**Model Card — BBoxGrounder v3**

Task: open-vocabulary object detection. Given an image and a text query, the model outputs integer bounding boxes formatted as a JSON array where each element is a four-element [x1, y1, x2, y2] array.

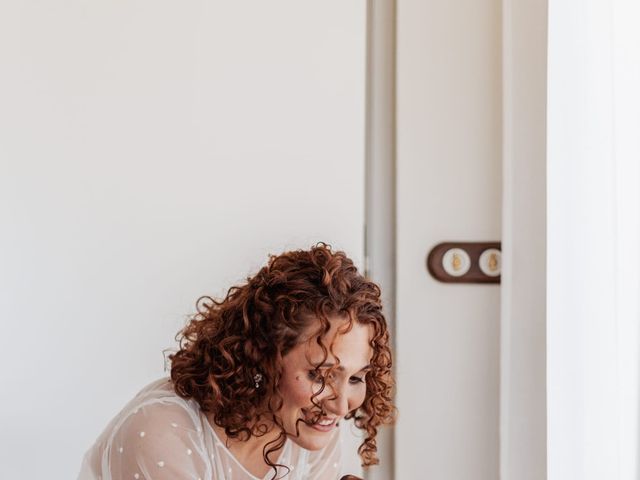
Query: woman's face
[[277, 316, 373, 451]]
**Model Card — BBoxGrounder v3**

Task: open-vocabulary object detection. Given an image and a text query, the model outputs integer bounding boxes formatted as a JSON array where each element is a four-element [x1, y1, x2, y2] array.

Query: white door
[[395, 0, 502, 478]]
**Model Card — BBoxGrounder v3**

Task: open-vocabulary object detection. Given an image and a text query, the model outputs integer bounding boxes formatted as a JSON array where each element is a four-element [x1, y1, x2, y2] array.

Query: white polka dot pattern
[[77, 378, 354, 479]]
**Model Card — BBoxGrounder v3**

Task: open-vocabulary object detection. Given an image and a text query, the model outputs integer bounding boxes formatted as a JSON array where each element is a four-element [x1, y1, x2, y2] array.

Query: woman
[[78, 244, 395, 479]]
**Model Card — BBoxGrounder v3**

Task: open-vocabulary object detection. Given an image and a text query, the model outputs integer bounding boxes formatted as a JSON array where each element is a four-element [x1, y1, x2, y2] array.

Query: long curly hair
[[170, 243, 395, 478]]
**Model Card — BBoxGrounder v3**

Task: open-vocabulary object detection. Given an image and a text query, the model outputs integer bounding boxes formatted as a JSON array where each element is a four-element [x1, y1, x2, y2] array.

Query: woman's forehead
[[295, 319, 374, 365]]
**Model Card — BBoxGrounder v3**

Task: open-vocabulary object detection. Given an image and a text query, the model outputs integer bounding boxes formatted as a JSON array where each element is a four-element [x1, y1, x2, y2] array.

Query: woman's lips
[[301, 409, 338, 432], [307, 417, 336, 432]]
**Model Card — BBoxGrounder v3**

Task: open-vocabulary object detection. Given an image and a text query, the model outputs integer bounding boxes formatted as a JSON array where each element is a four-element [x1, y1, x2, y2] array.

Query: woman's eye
[[308, 370, 365, 385]]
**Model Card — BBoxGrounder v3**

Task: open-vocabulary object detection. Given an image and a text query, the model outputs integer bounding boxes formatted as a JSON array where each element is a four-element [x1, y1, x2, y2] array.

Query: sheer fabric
[[78, 379, 350, 480]]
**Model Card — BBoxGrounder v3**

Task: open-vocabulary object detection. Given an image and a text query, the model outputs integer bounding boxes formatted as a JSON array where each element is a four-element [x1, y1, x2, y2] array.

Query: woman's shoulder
[[113, 377, 193, 409], [87, 378, 204, 447], [132, 377, 182, 401], [115, 377, 205, 431], [79, 378, 211, 479]]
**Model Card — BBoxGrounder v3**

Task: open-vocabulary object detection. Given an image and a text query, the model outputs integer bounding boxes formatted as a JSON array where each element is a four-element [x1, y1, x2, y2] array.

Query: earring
[[253, 373, 263, 389]]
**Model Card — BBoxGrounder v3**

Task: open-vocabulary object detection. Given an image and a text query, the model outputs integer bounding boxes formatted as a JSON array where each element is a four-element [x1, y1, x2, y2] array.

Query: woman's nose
[[323, 382, 350, 417]]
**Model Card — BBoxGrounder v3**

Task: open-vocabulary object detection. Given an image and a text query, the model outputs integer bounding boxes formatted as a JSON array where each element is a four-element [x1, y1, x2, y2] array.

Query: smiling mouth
[[307, 417, 336, 432], [316, 417, 336, 426], [301, 409, 339, 432]]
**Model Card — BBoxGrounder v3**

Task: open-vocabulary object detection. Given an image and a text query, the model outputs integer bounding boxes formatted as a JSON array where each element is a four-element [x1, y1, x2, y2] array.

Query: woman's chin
[[289, 423, 334, 450], [290, 437, 326, 451]]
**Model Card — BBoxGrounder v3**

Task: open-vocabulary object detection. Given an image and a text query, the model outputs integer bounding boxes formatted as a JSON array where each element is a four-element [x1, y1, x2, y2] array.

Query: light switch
[[427, 242, 501, 283]]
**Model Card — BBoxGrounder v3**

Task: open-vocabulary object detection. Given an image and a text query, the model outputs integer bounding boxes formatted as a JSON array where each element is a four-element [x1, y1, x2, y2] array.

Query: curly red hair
[[170, 243, 395, 476]]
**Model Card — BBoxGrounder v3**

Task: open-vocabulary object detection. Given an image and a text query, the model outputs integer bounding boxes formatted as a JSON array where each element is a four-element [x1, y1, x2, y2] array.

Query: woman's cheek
[[353, 387, 367, 409], [290, 374, 316, 406]]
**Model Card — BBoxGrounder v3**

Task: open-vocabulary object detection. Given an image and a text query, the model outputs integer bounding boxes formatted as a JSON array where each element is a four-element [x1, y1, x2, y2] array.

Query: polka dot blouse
[[78, 379, 350, 479]]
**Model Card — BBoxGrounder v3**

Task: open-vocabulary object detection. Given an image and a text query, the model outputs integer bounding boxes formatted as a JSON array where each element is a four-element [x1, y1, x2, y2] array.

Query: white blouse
[[78, 378, 351, 480]]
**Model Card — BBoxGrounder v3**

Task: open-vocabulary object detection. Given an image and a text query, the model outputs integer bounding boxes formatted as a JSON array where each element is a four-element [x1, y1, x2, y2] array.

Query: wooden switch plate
[[427, 242, 501, 284]]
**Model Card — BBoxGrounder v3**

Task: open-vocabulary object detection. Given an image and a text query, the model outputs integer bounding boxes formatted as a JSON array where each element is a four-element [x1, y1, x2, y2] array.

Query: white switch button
[[479, 248, 501, 277], [442, 248, 471, 277]]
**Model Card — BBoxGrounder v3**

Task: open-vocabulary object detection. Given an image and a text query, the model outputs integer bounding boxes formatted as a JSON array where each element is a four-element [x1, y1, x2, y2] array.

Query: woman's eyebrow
[[314, 362, 372, 372]]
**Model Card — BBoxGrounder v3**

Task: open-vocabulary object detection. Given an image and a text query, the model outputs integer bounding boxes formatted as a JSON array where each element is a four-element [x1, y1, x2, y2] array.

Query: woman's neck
[[208, 417, 286, 478]]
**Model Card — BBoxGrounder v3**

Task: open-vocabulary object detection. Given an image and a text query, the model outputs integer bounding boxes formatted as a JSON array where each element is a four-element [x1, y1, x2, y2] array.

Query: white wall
[[395, 0, 502, 478], [0, 1, 366, 478]]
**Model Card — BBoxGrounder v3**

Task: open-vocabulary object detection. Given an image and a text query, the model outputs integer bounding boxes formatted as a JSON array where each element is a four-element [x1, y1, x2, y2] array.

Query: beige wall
[[395, 0, 502, 478], [0, 1, 366, 478]]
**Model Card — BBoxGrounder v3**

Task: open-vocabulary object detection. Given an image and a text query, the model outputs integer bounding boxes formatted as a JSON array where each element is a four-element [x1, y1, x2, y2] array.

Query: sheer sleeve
[[108, 400, 209, 480]]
